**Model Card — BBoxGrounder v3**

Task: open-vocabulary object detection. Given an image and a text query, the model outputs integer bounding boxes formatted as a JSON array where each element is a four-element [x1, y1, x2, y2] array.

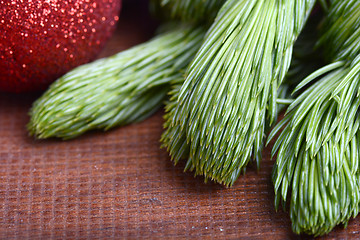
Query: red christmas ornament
[[0, 0, 122, 93]]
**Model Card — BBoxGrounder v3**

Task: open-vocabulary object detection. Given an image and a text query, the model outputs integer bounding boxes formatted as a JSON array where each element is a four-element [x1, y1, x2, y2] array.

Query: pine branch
[[162, 13, 322, 170], [162, 0, 315, 186], [150, 0, 226, 25], [28, 24, 206, 140], [161, 14, 320, 183], [270, 0, 360, 236]]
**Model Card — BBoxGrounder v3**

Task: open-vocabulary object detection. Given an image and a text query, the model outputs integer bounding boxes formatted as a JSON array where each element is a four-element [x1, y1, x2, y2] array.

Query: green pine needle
[[28, 24, 206, 140], [270, 0, 360, 236], [162, 0, 315, 186]]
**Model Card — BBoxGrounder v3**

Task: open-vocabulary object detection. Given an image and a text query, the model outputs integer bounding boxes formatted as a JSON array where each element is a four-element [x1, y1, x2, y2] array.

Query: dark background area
[[0, 1, 359, 239]]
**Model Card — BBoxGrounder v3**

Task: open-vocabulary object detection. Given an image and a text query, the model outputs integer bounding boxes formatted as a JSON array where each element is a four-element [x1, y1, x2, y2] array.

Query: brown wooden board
[[1, 2, 359, 239]]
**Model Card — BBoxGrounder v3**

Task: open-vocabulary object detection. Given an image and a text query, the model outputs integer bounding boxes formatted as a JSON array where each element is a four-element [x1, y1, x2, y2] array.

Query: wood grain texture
[[1, 1, 359, 239]]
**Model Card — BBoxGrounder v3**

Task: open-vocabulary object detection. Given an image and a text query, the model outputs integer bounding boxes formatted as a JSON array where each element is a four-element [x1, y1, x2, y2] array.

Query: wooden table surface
[[1, 1, 359, 239]]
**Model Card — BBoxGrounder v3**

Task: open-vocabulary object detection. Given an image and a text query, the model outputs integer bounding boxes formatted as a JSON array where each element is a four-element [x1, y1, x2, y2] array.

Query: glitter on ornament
[[0, 0, 122, 93]]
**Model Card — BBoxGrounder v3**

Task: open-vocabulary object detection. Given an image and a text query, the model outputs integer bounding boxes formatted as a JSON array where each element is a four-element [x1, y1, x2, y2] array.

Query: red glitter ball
[[0, 0, 122, 93]]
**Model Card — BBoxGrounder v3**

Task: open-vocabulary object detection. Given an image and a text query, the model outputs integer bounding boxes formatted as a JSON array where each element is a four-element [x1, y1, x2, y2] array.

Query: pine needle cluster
[[28, 25, 205, 139], [270, 0, 360, 236], [161, 0, 315, 186]]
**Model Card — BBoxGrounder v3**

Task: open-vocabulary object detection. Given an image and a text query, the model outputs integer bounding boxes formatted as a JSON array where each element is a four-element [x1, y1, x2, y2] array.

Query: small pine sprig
[[150, 0, 226, 25], [162, 0, 315, 186], [270, 0, 360, 236], [270, 59, 360, 236], [161, 15, 322, 178], [28, 25, 206, 140]]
